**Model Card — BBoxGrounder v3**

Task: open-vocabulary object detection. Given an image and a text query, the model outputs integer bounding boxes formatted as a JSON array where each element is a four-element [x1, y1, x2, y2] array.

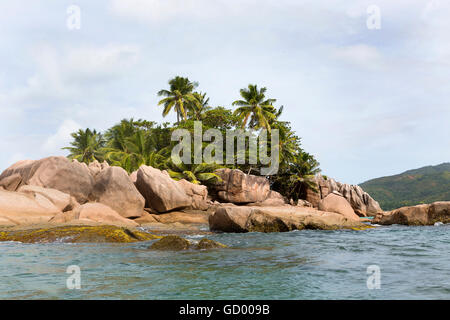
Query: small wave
[[185, 234, 205, 240], [0, 240, 23, 244], [434, 222, 444, 226]]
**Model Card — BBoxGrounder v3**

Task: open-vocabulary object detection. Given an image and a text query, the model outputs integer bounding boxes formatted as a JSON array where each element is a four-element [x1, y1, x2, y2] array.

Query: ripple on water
[[0, 225, 449, 299]]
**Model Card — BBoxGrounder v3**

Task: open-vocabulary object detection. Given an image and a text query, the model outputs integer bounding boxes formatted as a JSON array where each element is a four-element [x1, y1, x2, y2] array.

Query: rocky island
[[1, 156, 447, 245]]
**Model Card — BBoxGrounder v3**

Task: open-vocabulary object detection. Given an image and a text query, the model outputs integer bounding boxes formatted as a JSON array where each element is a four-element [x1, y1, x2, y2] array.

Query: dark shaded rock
[[0, 173, 23, 191], [196, 238, 228, 249], [149, 235, 191, 251]]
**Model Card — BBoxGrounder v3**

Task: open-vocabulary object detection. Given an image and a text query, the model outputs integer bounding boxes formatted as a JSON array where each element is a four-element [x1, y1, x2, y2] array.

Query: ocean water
[[0, 224, 449, 300]]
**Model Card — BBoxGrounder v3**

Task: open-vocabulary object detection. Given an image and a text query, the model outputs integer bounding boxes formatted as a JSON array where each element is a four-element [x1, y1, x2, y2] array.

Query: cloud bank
[[0, 0, 449, 184]]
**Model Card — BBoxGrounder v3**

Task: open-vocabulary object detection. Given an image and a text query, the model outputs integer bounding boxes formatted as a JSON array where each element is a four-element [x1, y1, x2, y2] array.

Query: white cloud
[[42, 119, 82, 154], [332, 44, 383, 69], [4, 44, 141, 108], [63, 45, 140, 82], [1, 0, 450, 184], [109, 0, 219, 22]]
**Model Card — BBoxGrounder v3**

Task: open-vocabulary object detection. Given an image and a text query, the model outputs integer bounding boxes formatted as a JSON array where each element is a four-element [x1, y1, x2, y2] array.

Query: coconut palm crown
[[232, 84, 278, 132], [157, 76, 199, 123]]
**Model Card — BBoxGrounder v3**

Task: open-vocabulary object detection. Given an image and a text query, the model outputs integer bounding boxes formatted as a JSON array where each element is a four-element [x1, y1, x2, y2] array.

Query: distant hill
[[360, 163, 450, 211]]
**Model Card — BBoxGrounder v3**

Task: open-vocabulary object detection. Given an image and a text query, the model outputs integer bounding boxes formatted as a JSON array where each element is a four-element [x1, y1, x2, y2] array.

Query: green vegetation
[[0, 226, 161, 243], [360, 163, 450, 210], [232, 84, 277, 132], [63, 128, 104, 163], [166, 161, 222, 185], [64, 76, 321, 201]]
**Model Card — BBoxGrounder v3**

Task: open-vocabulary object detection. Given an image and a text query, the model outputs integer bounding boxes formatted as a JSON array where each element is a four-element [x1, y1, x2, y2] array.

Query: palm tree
[[271, 152, 321, 202], [158, 76, 199, 123], [284, 153, 321, 202], [188, 92, 212, 120], [103, 118, 139, 153], [165, 160, 222, 185], [63, 128, 104, 164], [272, 121, 300, 169], [103, 129, 167, 173], [232, 84, 278, 132]]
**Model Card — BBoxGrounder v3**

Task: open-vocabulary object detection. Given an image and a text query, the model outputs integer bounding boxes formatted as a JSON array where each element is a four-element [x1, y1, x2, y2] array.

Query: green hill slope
[[360, 163, 450, 211]]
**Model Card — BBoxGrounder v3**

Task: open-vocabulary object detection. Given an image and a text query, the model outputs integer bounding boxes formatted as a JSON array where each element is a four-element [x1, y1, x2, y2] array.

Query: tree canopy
[[64, 76, 321, 202]]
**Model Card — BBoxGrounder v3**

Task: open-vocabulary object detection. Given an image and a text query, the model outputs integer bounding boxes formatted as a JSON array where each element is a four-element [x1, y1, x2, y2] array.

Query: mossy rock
[[351, 225, 376, 231], [149, 236, 228, 251], [0, 225, 161, 243], [149, 235, 191, 251], [196, 238, 228, 249]]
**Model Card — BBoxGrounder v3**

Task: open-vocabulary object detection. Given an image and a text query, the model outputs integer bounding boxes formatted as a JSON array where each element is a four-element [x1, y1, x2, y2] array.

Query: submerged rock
[[149, 235, 227, 251], [0, 225, 160, 243], [149, 235, 191, 251], [196, 238, 228, 249]]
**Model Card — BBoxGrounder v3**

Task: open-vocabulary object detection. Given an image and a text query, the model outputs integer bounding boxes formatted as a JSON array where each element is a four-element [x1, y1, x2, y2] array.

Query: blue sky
[[0, 0, 449, 184]]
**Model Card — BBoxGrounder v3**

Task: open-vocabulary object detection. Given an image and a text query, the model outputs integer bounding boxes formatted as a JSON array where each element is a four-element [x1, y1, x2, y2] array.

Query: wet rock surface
[[149, 235, 227, 251], [0, 225, 160, 243]]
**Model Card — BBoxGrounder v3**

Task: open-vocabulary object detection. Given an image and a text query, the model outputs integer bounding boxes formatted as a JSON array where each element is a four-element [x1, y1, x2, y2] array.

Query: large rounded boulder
[[18, 185, 79, 212], [0, 157, 94, 204], [373, 201, 450, 226], [89, 166, 145, 218], [50, 203, 138, 228], [305, 175, 383, 217], [318, 193, 360, 221], [0, 189, 60, 226], [177, 179, 209, 210], [135, 166, 191, 213], [211, 168, 270, 204]]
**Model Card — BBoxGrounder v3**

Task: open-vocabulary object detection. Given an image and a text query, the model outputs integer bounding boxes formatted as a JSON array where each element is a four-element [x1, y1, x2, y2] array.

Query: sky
[[0, 0, 449, 184]]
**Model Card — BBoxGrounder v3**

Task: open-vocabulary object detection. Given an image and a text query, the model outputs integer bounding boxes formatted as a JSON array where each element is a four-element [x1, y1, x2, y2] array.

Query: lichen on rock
[[0, 225, 161, 243], [149, 235, 228, 251], [149, 235, 191, 251], [196, 238, 228, 249]]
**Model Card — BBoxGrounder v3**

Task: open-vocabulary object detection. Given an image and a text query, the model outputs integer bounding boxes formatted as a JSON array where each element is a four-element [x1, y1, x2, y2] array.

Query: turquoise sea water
[[0, 224, 449, 299]]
